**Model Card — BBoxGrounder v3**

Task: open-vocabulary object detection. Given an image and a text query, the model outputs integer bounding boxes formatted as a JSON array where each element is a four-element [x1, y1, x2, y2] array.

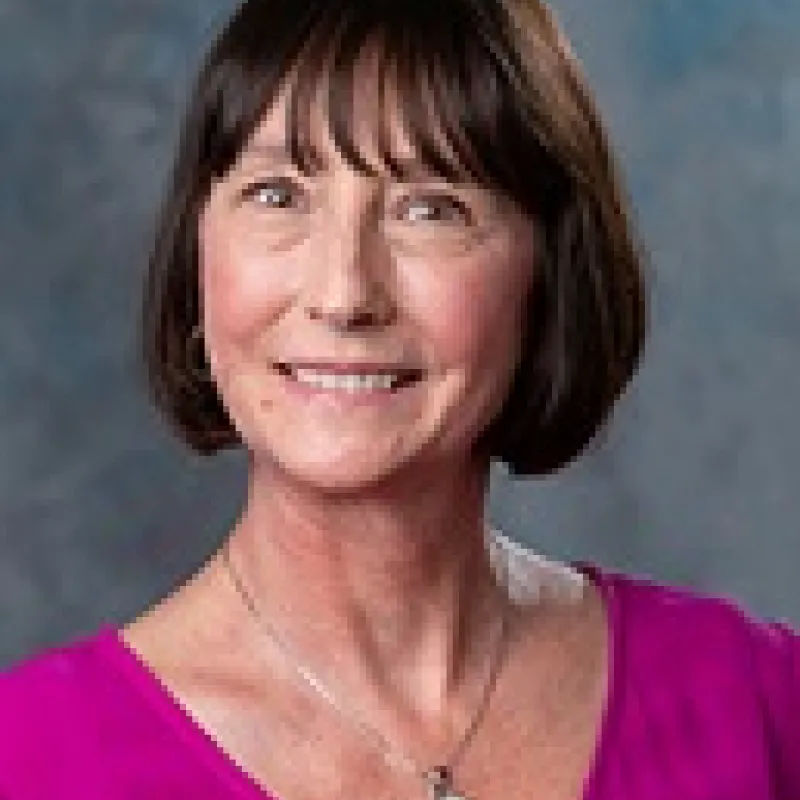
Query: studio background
[[1, 0, 799, 667]]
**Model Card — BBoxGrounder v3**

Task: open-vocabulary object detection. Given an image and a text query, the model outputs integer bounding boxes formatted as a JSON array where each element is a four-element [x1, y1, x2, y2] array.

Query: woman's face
[[198, 81, 538, 490]]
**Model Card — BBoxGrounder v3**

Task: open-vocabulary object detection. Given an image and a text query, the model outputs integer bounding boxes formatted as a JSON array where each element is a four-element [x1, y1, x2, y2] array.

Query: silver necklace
[[221, 532, 516, 800]]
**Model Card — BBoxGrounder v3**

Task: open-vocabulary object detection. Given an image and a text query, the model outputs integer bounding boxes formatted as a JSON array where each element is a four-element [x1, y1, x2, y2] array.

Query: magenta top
[[1, 560, 798, 799]]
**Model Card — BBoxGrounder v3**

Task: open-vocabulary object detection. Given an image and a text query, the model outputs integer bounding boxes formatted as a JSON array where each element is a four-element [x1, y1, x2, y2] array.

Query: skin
[[193, 63, 540, 730], [122, 56, 611, 799]]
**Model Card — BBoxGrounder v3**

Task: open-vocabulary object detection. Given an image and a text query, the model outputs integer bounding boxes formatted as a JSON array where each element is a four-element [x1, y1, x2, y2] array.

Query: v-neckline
[[100, 558, 623, 800]]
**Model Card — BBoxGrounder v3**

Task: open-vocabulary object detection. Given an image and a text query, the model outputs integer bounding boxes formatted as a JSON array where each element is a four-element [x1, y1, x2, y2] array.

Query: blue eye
[[399, 194, 472, 225], [241, 178, 304, 210]]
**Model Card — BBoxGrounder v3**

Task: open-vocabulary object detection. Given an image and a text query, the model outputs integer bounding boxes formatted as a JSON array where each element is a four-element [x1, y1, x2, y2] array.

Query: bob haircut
[[140, 0, 648, 477]]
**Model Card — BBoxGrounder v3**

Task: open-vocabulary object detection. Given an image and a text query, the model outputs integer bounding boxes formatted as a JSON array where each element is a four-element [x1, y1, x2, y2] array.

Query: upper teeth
[[291, 369, 405, 391]]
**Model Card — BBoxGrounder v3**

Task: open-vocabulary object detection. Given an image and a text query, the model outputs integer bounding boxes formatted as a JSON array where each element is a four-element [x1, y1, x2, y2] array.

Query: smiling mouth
[[273, 363, 424, 390]]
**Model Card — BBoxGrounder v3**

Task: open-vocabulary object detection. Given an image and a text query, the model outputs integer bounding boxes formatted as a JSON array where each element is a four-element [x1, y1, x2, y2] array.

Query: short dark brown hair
[[139, 0, 649, 477]]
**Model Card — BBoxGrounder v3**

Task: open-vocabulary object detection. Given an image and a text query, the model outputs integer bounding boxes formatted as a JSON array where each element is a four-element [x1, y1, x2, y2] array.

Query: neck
[[222, 451, 512, 731]]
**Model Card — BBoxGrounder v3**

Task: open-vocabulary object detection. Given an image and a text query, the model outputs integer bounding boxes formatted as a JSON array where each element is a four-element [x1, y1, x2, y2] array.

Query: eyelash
[[239, 178, 474, 225]]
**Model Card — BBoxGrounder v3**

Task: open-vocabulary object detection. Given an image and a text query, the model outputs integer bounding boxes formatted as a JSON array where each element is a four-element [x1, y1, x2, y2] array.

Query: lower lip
[[274, 367, 422, 408]]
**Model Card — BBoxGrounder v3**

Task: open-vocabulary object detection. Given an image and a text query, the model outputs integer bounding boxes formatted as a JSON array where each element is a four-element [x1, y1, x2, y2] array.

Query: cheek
[[403, 250, 531, 371], [199, 218, 302, 338]]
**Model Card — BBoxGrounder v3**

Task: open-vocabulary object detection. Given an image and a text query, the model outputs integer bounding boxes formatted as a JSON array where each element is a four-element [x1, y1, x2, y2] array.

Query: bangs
[[198, 0, 568, 216]]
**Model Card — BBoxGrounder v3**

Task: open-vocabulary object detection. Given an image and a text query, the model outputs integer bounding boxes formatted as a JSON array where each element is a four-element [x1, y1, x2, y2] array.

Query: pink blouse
[[0, 560, 798, 799]]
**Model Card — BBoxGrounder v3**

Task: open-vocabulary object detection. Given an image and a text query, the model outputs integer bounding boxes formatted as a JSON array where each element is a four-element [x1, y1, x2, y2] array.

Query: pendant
[[424, 766, 469, 800]]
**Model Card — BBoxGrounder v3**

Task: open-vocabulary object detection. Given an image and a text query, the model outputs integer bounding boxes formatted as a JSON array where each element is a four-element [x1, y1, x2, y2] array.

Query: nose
[[304, 212, 396, 331]]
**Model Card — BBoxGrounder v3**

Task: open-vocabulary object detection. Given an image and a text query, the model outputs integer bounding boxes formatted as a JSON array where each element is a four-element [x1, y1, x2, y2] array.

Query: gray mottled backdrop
[[1, 0, 799, 666]]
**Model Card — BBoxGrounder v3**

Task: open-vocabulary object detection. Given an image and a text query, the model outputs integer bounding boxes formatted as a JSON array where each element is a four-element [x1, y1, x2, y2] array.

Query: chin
[[250, 436, 430, 495]]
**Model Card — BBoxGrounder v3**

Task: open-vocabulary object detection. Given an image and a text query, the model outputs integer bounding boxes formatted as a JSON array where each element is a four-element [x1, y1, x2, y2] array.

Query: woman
[[1, 1, 798, 798]]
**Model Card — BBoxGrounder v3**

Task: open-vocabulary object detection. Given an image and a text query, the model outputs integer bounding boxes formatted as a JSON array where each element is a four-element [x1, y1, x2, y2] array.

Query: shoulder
[[0, 625, 126, 741], [0, 626, 129, 788], [588, 561, 800, 795], [0, 625, 113, 706], [601, 561, 798, 648], [589, 560, 799, 682]]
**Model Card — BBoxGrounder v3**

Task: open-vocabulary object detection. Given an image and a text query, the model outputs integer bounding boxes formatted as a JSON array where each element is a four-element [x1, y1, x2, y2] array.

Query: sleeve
[[746, 614, 800, 798]]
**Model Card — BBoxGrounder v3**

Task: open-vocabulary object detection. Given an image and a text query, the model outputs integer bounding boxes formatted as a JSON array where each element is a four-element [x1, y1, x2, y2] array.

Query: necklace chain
[[221, 530, 515, 800]]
